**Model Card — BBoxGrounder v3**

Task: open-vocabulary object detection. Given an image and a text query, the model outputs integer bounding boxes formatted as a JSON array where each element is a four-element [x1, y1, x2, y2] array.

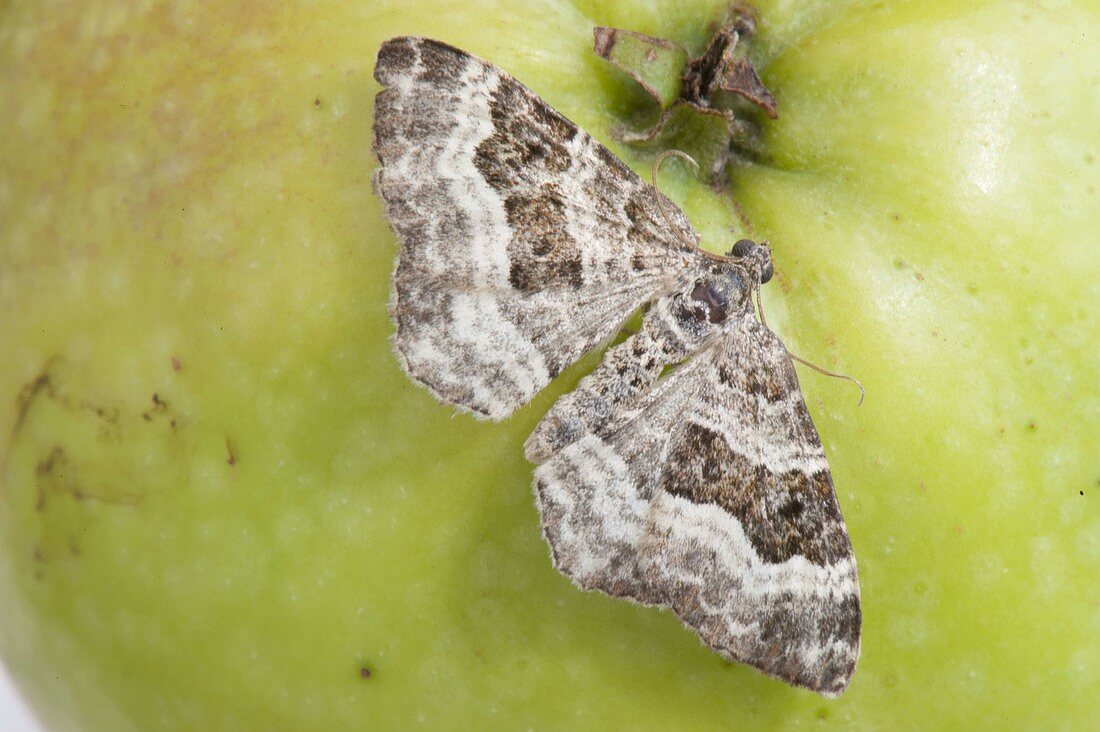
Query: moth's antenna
[[650, 149, 699, 246], [650, 149, 864, 406], [753, 286, 866, 406]]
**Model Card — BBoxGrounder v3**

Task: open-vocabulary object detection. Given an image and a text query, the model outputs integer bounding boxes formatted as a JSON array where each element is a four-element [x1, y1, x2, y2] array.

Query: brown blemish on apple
[[775, 271, 792, 295], [171, 355, 182, 371], [35, 445, 144, 509], [28, 439, 149, 564], [226, 437, 237, 466], [5, 359, 176, 565], [723, 195, 753, 234], [359, 666, 372, 679], [34, 446, 66, 512], [141, 393, 171, 422], [10, 359, 62, 440]]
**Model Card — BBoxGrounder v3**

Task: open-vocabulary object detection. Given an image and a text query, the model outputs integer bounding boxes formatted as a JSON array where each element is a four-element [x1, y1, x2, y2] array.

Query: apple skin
[[0, 0, 1096, 729]]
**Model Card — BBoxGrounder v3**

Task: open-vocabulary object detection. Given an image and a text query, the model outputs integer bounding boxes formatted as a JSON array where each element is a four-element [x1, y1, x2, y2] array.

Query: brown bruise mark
[[33, 446, 66, 513], [5, 358, 185, 564], [359, 666, 372, 679], [34, 445, 146, 509], [30, 441, 147, 564], [226, 436, 237, 467], [141, 392, 169, 422], [10, 359, 61, 441]]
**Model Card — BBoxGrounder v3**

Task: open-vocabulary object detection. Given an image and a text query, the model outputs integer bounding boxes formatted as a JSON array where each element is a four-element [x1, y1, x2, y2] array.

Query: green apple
[[0, 0, 1096, 729]]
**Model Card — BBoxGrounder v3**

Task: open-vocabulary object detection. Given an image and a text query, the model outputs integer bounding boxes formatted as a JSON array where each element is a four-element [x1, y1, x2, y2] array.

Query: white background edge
[[0, 660, 42, 732]]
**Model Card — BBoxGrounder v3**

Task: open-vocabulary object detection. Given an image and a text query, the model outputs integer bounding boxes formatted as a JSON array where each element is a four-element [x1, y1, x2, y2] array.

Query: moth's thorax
[[683, 265, 747, 325], [676, 240, 773, 329]]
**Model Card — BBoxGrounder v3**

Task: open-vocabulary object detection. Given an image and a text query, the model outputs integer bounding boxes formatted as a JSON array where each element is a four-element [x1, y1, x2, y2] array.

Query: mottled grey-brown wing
[[534, 314, 860, 696], [374, 37, 699, 418]]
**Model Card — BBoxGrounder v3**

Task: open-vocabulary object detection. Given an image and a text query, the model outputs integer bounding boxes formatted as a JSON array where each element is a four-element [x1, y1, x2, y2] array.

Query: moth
[[372, 36, 860, 696]]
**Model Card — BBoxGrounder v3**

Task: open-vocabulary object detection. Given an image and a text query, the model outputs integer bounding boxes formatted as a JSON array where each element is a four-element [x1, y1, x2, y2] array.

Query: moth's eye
[[730, 239, 757, 258], [690, 282, 729, 324], [760, 259, 774, 285]]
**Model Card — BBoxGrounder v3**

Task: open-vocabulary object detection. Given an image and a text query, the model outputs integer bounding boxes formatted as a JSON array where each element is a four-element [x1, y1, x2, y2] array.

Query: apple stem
[[593, 3, 777, 190]]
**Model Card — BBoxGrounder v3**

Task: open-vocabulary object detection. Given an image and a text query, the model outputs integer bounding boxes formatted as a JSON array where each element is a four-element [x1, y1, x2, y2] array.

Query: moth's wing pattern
[[374, 36, 699, 419], [534, 313, 861, 696]]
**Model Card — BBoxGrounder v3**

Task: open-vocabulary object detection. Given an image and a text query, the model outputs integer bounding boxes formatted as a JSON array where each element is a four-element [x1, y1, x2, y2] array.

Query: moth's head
[[685, 240, 772, 325], [727, 239, 774, 286]]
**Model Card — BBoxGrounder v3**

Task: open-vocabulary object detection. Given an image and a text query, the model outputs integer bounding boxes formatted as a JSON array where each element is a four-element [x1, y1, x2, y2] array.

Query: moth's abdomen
[[525, 287, 722, 463]]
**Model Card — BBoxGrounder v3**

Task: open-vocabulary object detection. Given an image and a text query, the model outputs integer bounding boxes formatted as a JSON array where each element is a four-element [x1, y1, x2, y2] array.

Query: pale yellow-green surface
[[0, 1, 1097, 730]]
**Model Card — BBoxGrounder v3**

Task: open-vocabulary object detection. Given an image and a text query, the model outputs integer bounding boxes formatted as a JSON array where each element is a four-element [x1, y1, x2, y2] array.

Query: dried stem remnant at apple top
[[593, 3, 777, 186]]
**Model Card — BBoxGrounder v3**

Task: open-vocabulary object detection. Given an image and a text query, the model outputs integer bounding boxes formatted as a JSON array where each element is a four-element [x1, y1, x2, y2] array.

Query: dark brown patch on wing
[[744, 367, 785, 402], [660, 423, 850, 566], [415, 39, 467, 85], [624, 190, 658, 249], [474, 75, 577, 190], [754, 590, 861, 689], [504, 184, 584, 292], [373, 37, 419, 84], [717, 355, 796, 402]]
